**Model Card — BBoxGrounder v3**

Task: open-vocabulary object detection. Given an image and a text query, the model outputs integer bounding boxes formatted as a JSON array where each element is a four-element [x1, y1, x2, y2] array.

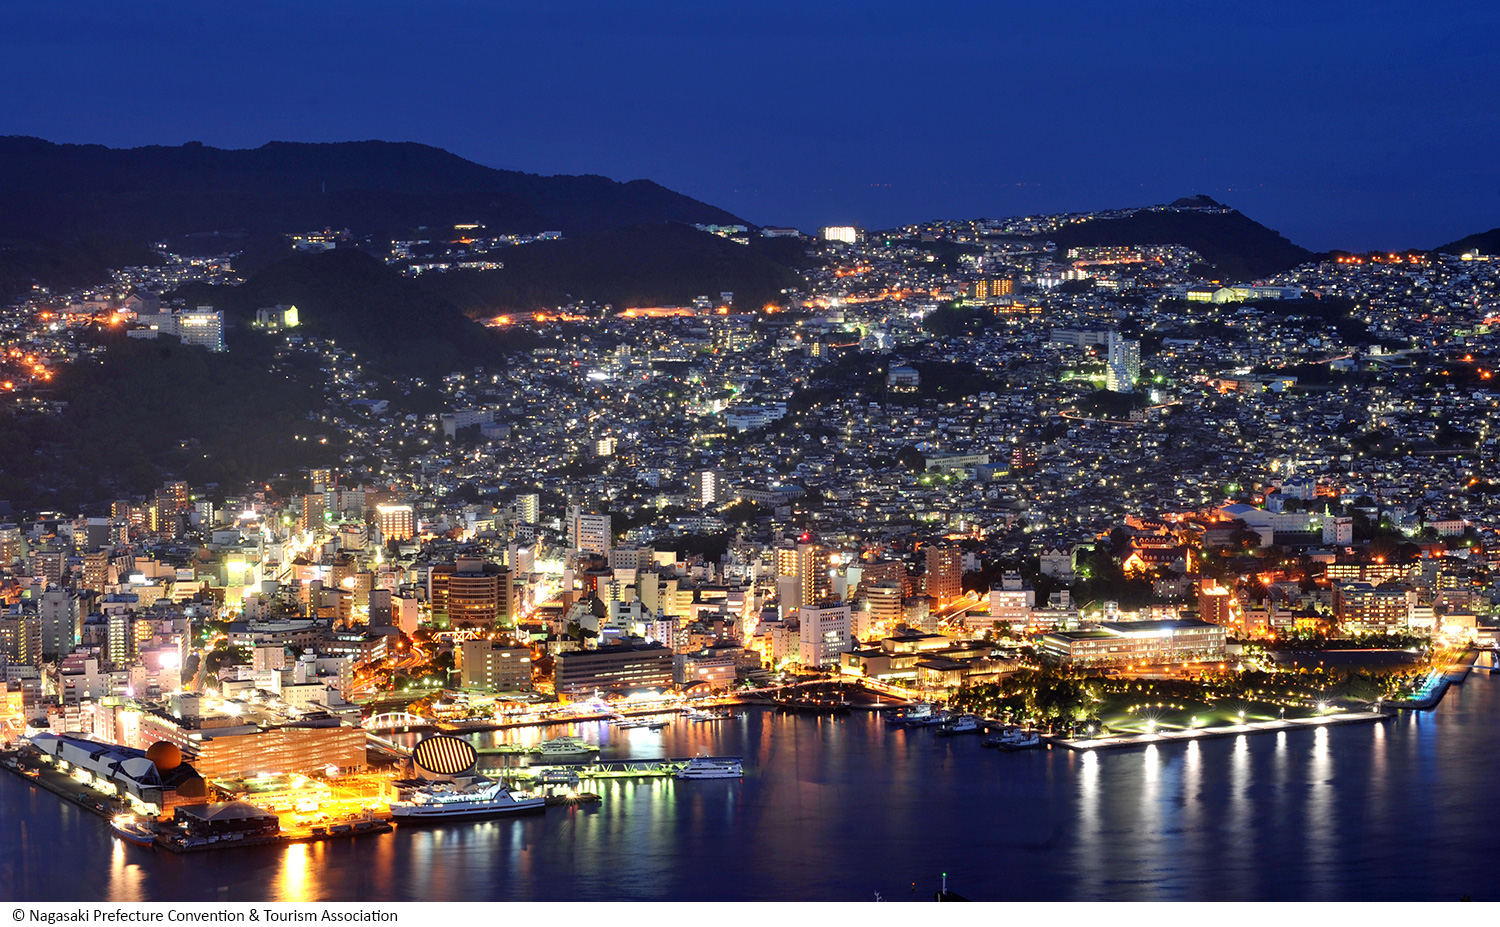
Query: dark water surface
[[4, 670, 1500, 902]]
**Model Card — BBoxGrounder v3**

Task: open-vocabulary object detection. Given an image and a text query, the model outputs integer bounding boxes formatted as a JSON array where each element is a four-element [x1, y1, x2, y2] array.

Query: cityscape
[[2, 0, 1500, 908]]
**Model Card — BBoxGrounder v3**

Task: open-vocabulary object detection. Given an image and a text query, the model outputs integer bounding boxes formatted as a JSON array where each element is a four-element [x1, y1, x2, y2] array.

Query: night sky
[[3, 1, 1497, 251]]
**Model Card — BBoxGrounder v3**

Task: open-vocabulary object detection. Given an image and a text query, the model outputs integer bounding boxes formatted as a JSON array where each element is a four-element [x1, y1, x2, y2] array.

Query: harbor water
[[5, 669, 1500, 902]]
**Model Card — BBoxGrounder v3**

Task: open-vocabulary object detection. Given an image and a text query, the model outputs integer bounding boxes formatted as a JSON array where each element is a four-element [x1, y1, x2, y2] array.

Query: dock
[[490, 756, 741, 781], [1, 749, 391, 853]]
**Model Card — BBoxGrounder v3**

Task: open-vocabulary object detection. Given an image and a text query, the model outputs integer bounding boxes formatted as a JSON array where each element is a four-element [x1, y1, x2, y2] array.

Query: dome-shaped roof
[[145, 741, 182, 771]]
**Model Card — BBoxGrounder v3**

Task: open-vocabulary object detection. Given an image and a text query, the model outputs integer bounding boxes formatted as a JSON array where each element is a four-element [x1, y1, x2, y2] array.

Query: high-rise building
[[0, 614, 42, 669], [38, 589, 81, 660], [436, 558, 512, 630], [859, 581, 905, 630], [309, 469, 333, 492], [798, 603, 852, 667], [778, 541, 832, 614], [1106, 331, 1141, 393], [0, 524, 25, 566], [924, 544, 963, 603], [107, 612, 135, 667], [160, 481, 190, 513], [567, 507, 611, 555], [375, 504, 415, 542], [692, 470, 723, 507], [300, 494, 325, 534], [83, 550, 113, 594], [514, 493, 540, 526]]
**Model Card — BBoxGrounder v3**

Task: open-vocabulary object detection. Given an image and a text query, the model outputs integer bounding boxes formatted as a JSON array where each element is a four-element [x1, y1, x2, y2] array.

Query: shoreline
[[1052, 647, 1485, 751]]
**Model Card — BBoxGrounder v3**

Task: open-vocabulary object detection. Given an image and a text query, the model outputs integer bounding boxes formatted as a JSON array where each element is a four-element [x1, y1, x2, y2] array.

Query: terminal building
[[29, 733, 209, 816], [1039, 619, 1226, 668]]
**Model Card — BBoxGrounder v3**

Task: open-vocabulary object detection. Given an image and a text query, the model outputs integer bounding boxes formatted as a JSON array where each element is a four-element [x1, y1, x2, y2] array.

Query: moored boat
[[675, 756, 743, 779], [110, 815, 157, 849], [528, 736, 599, 763], [389, 778, 545, 822], [936, 714, 980, 736]]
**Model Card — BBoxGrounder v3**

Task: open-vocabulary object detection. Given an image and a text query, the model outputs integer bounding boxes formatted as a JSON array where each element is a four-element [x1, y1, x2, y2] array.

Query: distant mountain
[[0, 137, 748, 243], [1431, 227, 1500, 256], [171, 248, 530, 377], [417, 223, 807, 315], [1043, 204, 1314, 281]]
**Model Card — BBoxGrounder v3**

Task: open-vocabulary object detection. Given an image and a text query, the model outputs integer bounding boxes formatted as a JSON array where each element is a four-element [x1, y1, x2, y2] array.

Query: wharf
[[499, 756, 741, 781], [439, 707, 683, 734], [1, 750, 392, 853], [157, 820, 392, 854], [1052, 710, 1390, 752], [1385, 648, 1480, 710]]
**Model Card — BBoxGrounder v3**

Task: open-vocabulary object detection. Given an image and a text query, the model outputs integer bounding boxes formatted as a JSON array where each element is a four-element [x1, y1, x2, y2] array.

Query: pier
[[1052, 709, 1391, 751], [484, 756, 742, 781]]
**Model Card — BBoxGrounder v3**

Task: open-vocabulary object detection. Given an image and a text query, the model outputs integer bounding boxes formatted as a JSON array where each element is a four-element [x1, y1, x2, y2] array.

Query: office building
[[458, 640, 533, 692], [798, 603, 852, 667], [555, 642, 673, 696]]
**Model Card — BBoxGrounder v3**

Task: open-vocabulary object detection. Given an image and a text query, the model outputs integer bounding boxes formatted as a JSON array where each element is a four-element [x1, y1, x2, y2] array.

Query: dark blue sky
[[3, 1, 1497, 250]]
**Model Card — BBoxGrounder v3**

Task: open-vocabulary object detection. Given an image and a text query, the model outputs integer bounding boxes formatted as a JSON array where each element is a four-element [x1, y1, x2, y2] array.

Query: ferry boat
[[389, 778, 545, 822], [675, 757, 743, 779], [110, 815, 157, 849], [528, 736, 599, 763]]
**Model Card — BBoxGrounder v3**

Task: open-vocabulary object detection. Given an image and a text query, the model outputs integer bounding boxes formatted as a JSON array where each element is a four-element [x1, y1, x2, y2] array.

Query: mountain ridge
[[0, 136, 748, 242]]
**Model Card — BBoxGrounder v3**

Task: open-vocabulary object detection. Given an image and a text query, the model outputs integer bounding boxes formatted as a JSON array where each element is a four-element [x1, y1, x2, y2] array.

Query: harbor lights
[[1238, 710, 1246, 725]]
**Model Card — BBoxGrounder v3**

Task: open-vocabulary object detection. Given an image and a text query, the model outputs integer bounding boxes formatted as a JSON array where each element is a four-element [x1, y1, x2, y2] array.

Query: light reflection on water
[[17, 676, 1500, 902]]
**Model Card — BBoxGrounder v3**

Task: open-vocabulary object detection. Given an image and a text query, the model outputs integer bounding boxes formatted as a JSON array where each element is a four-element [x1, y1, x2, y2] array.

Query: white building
[[798, 603, 851, 667]]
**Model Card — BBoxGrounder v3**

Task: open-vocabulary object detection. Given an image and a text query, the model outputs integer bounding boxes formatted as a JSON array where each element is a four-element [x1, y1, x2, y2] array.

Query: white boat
[[998, 731, 1042, 750], [110, 814, 156, 849], [389, 778, 545, 822], [528, 736, 599, 763], [675, 756, 743, 779], [896, 703, 934, 724], [936, 714, 980, 736]]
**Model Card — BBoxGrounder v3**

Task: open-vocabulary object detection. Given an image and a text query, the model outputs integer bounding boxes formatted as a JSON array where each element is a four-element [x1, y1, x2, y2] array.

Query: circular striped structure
[[411, 734, 477, 776]]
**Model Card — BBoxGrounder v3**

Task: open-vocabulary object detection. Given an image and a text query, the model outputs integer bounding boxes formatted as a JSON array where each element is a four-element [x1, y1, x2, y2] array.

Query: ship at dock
[[389, 778, 545, 822]]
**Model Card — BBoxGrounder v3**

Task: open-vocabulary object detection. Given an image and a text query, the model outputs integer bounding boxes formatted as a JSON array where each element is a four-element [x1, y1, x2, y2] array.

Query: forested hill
[[0, 137, 747, 242]]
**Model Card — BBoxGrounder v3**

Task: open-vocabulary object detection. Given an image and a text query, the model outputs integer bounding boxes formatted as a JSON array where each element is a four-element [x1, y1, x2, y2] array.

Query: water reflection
[[13, 683, 1500, 902], [104, 838, 145, 902], [1305, 726, 1334, 879]]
